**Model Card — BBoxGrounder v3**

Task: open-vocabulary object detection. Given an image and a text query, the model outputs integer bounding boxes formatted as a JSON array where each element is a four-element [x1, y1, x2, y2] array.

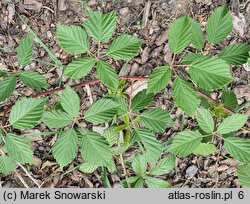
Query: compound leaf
[[168, 131, 202, 157], [147, 67, 171, 94], [19, 71, 48, 90], [52, 129, 78, 167], [56, 25, 89, 54], [140, 108, 173, 132], [131, 90, 154, 112], [189, 56, 233, 90], [42, 110, 73, 128], [224, 136, 250, 163], [96, 60, 119, 90], [107, 34, 141, 60], [64, 57, 96, 79], [80, 131, 112, 166], [6, 134, 33, 163], [206, 5, 232, 44], [168, 15, 192, 54], [149, 156, 175, 176], [173, 77, 200, 117], [0, 75, 16, 102], [61, 86, 80, 118], [219, 43, 250, 65], [217, 114, 248, 134], [9, 97, 45, 130], [197, 108, 214, 133], [17, 34, 33, 66], [193, 143, 217, 156], [83, 11, 117, 42], [0, 156, 16, 174], [84, 98, 118, 123]]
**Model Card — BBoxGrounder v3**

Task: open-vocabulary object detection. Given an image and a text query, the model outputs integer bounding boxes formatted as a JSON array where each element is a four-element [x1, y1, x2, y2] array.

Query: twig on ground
[[85, 85, 94, 105], [17, 162, 41, 188], [15, 170, 30, 188]]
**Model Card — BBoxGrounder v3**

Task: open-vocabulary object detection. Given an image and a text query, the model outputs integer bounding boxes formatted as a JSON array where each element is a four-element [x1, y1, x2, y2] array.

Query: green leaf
[[248, 52, 250, 66], [217, 114, 248, 134], [52, 129, 78, 167], [206, 5, 232, 44], [224, 136, 250, 163], [79, 162, 99, 173], [149, 156, 175, 175], [56, 25, 89, 54], [17, 13, 62, 66], [237, 164, 250, 187], [131, 90, 154, 112], [140, 108, 173, 132], [113, 96, 128, 116], [19, 71, 48, 90], [84, 98, 118, 123], [196, 108, 214, 133], [96, 60, 119, 90], [189, 56, 233, 90], [168, 15, 192, 54], [168, 131, 202, 157], [173, 77, 200, 117], [189, 17, 204, 50], [0, 70, 7, 77], [83, 11, 117, 42], [221, 90, 237, 110], [0, 156, 16, 174], [107, 160, 116, 173], [5, 134, 33, 163], [17, 34, 33, 66], [126, 176, 140, 184], [61, 86, 80, 118], [0, 75, 16, 102], [64, 57, 96, 79], [147, 67, 171, 94], [193, 143, 217, 156], [145, 176, 170, 188], [137, 129, 162, 162], [103, 126, 119, 146], [9, 97, 45, 130], [134, 178, 144, 188], [107, 34, 142, 60], [132, 154, 147, 176], [42, 110, 73, 128], [80, 131, 112, 166], [219, 43, 250, 65], [182, 53, 202, 64]]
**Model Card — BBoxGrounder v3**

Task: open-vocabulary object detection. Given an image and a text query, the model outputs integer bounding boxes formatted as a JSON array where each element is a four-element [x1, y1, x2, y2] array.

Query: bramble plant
[[0, 5, 250, 188]]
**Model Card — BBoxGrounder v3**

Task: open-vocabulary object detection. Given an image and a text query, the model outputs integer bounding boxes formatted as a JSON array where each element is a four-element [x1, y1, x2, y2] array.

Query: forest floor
[[0, 0, 250, 188]]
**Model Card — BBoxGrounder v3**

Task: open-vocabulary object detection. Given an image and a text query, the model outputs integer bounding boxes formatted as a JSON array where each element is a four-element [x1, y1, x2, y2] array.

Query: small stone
[[23, 0, 43, 12], [119, 7, 129, 16], [185, 165, 198, 178], [58, 0, 68, 11], [217, 165, 228, 172]]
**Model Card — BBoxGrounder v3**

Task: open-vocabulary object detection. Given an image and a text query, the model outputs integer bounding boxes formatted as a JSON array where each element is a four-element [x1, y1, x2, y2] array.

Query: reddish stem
[[1, 75, 250, 127]]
